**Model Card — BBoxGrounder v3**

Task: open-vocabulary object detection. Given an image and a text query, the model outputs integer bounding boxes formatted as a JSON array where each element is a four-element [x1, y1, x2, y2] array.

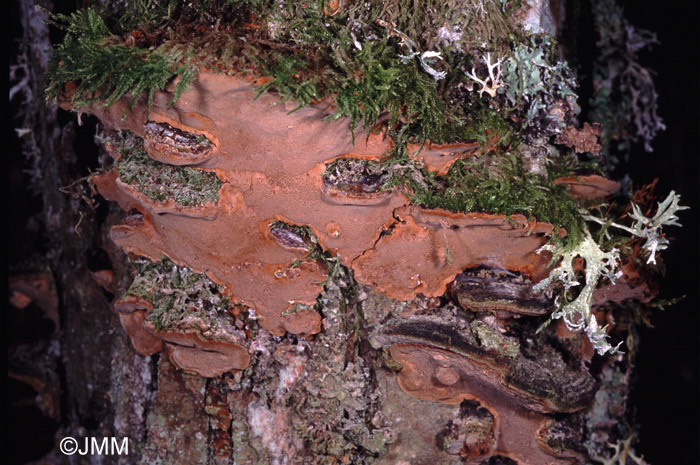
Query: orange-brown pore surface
[[352, 206, 556, 300], [79, 72, 567, 336]]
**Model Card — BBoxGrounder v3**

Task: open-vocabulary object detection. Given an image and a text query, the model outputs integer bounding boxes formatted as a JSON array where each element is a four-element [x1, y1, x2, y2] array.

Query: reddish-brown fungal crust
[[281, 307, 323, 335], [152, 329, 251, 378], [87, 73, 595, 335], [352, 206, 555, 300], [388, 345, 579, 465], [593, 259, 658, 306], [554, 174, 620, 199], [114, 296, 163, 356], [9, 273, 60, 329], [406, 140, 481, 175], [554, 122, 603, 156], [450, 267, 553, 316], [114, 295, 251, 376]]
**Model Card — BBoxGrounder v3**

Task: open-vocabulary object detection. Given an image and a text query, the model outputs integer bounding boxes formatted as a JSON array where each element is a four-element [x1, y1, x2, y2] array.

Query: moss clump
[[112, 131, 222, 206], [45, 8, 196, 110], [398, 152, 584, 245], [46, 1, 530, 147], [124, 258, 231, 331], [248, 0, 524, 145]]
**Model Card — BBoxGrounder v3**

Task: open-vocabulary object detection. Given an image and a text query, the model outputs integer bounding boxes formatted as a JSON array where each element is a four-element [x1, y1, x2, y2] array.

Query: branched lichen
[[465, 52, 504, 97], [589, 0, 665, 166], [582, 191, 688, 265], [591, 436, 650, 465], [534, 231, 623, 355], [536, 191, 686, 354]]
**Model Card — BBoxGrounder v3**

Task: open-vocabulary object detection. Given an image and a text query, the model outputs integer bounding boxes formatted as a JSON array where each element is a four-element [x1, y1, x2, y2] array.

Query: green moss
[[52, 1, 595, 250], [46, 1, 528, 147], [402, 152, 584, 245], [45, 8, 196, 111], [112, 131, 222, 207], [124, 258, 230, 331]]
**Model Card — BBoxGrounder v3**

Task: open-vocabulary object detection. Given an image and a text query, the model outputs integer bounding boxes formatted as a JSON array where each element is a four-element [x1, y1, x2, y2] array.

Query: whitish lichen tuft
[[534, 231, 623, 355]]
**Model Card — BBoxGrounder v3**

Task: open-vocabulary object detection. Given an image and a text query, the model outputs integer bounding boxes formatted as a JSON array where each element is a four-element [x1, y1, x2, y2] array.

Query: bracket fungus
[[48, 56, 675, 461], [114, 292, 251, 378], [84, 73, 418, 336], [11, 0, 689, 462], [450, 267, 553, 317], [352, 206, 556, 300]]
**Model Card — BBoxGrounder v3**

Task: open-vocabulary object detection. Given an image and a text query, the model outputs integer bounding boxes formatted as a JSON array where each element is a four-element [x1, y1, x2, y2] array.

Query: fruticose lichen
[[534, 191, 686, 355], [589, 0, 665, 166]]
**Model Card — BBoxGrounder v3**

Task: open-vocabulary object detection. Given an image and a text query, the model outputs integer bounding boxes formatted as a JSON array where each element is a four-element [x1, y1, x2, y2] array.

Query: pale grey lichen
[[125, 258, 231, 331], [590, 435, 650, 465], [537, 191, 687, 355], [464, 52, 504, 97], [522, 0, 557, 35], [500, 36, 579, 138], [377, 19, 447, 81], [582, 191, 688, 265], [590, 0, 665, 162], [626, 191, 687, 264], [533, 232, 622, 356]]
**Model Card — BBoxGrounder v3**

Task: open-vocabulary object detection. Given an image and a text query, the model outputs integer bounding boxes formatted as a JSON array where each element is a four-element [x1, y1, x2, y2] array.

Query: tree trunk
[[10, 1, 682, 465]]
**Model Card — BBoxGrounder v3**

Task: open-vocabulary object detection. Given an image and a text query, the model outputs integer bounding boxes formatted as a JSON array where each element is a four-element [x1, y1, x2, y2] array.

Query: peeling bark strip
[[12, 0, 680, 464]]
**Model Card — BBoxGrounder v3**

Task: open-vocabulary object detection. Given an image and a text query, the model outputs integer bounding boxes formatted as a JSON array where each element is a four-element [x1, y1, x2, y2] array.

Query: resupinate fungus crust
[[59, 65, 666, 463]]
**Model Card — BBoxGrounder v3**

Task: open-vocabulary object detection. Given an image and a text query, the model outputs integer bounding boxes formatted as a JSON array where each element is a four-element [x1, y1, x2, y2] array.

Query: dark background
[[622, 2, 699, 464], [8, 0, 699, 463]]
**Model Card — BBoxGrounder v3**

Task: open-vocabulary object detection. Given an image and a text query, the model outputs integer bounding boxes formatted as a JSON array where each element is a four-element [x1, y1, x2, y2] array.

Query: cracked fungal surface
[[89, 72, 566, 338]]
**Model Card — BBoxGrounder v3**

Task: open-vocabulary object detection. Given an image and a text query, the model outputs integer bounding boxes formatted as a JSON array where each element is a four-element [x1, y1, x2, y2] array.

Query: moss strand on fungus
[[384, 152, 585, 247]]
